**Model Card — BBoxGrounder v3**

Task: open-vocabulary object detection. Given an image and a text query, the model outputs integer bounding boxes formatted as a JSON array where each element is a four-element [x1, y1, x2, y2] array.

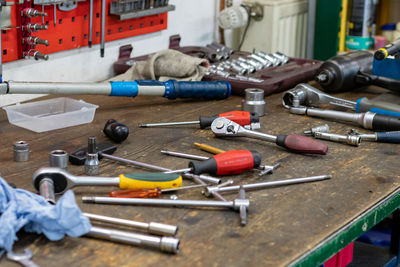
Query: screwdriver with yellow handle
[[109, 183, 212, 198], [32, 167, 183, 195]]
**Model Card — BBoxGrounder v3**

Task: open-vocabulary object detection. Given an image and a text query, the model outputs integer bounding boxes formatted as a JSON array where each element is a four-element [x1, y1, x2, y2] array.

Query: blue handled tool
[[283, 83, 400, 117], [1, 80, 231, 100], [348, 129, 400, 143]]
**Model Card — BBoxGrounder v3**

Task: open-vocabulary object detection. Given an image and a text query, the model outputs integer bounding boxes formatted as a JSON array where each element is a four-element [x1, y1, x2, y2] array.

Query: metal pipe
[[89, 0, 93, 47], [100, 0, 106, 57], [84, 213, 178, 236], [87, 226, 180, 254], [139, 121, 199, 127], [7, 81, 111, 95]]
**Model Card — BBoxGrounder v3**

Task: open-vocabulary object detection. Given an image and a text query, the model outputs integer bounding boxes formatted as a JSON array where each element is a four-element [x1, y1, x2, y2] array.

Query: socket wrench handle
[[276, 134, 328, 154], [376, 131, 400, 143], [356, 97, 400, 117]]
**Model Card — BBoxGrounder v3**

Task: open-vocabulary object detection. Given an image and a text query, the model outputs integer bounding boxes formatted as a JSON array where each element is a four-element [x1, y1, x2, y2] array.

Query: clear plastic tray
[[2, 97, 99, 132]]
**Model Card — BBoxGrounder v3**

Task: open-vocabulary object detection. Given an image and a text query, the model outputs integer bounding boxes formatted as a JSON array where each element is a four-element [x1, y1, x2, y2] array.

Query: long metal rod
[[54, 4, 57, 27], [210, 175, 331, 195], [100, 153, 221, 185], [83, 212, 178, 236], [100, 0, 106, 57], [164, 168, 192, 174], [139, 121, 200, 127], [161, 184, 209, 192], [89, 0, 93, 47], [161, 150, 209, 161], [83, 196, 235, 208]]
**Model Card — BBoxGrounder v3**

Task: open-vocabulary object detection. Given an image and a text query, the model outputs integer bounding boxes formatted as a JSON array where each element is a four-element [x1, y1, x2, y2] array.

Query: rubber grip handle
[[356, 97, 400, 117], [163, 80, 231, 99], [372, 115, 400, 131], [119, 173, 182, 190], [219, 111, 258, 125], [276, 134, 328, 155], [376, 131, 400, 143], [199, 115, 218, 129], [189, 150, 261, 175]]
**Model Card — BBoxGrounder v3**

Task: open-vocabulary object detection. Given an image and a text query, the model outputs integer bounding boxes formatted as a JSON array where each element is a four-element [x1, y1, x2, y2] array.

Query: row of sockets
[[22, 8, 50, 60], [110, 0, 169, 14], [206, 51, 289, 82]]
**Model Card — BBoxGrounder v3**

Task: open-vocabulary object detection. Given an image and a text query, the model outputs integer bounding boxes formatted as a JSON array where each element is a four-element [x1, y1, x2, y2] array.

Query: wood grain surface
[[0, 85, 399, 267]]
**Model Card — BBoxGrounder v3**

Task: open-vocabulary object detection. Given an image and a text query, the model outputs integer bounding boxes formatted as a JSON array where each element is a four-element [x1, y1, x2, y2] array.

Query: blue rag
[[0, 176, 91, 251]]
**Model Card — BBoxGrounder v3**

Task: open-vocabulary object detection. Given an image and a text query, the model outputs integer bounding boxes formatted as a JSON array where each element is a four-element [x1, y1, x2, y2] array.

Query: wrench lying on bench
[[210, 117, 328, 155]]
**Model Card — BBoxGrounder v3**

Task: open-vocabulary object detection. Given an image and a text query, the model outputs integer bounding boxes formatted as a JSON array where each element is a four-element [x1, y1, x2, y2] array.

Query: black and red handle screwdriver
[[165, 150, 261, 176], [138, 111, 260, 129]]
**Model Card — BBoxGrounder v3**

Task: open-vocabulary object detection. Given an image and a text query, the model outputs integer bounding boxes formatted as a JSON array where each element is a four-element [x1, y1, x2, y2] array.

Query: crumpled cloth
[[110, 49, 210, 82], [0, 177, 91, 252]]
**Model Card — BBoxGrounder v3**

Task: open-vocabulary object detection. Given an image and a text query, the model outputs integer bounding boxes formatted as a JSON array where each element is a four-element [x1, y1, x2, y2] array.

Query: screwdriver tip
[[138, 124, 147, 128]]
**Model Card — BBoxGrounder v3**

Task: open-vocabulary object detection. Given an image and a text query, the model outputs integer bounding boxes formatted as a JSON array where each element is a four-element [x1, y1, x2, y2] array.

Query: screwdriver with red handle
[[165, 150, 262, 176], [138, 111, 260, 129]]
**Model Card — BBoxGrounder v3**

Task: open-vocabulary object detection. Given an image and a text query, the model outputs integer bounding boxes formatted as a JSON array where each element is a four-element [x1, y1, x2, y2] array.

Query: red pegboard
[[1, 1, 169, 63]]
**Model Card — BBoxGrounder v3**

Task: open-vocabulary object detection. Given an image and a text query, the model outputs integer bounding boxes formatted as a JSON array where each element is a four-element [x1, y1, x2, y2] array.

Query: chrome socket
[[49, 150, 68, 169], [242, 88, 266, 116], [304, 124, 330, 135], [39, 178, 56, 204], [85, 136, 99, 175], [13, 141, 29, 162]]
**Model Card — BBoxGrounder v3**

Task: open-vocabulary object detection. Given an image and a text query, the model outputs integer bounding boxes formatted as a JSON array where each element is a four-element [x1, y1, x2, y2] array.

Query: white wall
[[0, 0, 219, 106]]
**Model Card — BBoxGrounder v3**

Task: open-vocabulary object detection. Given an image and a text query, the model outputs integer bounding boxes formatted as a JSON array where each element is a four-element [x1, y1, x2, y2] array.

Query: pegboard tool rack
[[1, 1, 172, 63]]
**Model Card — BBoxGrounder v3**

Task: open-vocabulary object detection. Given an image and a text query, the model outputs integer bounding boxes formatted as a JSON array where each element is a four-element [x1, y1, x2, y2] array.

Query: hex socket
[[13, 141, 29, 162], [49, 150, 68, 169], [242, 88, 266, 116]]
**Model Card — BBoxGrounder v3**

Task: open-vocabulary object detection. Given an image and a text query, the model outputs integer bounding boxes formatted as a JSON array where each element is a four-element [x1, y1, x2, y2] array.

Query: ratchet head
[[33, 167, 74, 194], [282, 83, 330, 108], [211, 117, 245, 137]]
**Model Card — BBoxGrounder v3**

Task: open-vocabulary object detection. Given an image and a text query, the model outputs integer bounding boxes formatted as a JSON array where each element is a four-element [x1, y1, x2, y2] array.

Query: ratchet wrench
[[210, 118, 328, 155], [283, 83, 400, 117]]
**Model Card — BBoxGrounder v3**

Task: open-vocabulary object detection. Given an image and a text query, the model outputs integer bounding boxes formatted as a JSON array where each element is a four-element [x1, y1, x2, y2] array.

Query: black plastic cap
[[189, 158, 217, 175], [372, 115, 400, 131], [250, 112, 259, 123], [199, 115, 218, 129], [250, 150, 261, 168], [374, 49, 386, 61]]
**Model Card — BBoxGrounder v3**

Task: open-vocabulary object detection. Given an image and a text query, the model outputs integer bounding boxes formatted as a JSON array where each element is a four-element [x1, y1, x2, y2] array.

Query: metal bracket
[[249, 3, 263, 21], [58, 1, 78, 11]]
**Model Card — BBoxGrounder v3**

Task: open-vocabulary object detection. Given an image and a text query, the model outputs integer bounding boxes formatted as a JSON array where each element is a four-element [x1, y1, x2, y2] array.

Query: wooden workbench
[[0, 85, 399, 266]]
